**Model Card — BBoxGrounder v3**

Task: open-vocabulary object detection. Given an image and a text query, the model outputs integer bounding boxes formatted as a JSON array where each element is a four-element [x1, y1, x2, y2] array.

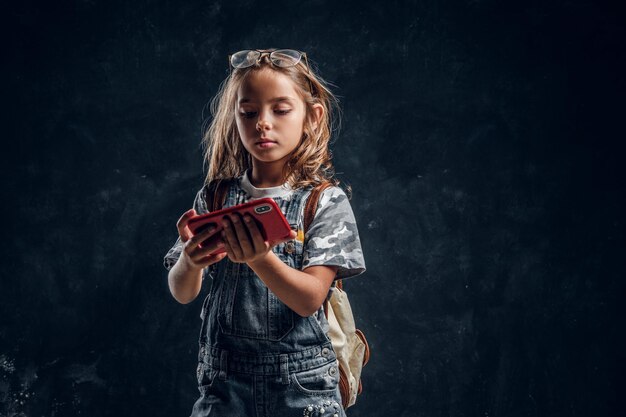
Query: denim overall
[[191, 184, 346, 417]]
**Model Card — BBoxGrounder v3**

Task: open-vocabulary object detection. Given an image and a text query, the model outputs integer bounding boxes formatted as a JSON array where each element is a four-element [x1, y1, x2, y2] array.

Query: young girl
[[163, 48, 366, 417]]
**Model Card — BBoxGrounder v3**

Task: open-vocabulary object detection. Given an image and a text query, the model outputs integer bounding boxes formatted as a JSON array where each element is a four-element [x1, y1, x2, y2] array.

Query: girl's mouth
[[256, 141, 277, 148]]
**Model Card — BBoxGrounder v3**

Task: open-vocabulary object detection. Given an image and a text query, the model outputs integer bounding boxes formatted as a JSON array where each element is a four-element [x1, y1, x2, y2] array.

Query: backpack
[[204, 178, 370, 409], [303, 181, 370, 409]]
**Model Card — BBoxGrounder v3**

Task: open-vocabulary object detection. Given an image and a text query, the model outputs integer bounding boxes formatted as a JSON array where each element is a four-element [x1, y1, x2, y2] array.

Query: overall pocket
[[290, 360, 339, 396]]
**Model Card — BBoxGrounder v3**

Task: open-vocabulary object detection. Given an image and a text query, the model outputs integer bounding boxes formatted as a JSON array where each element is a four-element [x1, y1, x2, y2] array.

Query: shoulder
[[316, 185, 350, 209], [307, 185, 355, 226]]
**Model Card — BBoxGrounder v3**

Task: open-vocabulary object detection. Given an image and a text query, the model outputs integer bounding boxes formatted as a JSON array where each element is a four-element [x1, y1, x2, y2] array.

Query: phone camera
[[254, 205, 272, 214]]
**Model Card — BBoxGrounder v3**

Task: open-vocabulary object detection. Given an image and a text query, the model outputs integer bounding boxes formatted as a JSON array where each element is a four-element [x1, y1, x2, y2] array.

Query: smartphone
[[187, 198, 292, 255]]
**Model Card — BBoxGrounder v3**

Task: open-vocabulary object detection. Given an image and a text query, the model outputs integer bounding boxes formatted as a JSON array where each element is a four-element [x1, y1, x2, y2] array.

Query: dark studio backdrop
[[2, 0, 625, 416]]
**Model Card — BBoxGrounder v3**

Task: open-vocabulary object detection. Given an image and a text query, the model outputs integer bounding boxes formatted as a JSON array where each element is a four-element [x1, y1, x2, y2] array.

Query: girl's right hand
[[176, 208, 228, 271]]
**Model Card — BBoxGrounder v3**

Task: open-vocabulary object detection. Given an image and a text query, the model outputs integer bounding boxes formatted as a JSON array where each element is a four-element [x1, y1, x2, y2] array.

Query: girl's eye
[[239, 110, 292, 118]]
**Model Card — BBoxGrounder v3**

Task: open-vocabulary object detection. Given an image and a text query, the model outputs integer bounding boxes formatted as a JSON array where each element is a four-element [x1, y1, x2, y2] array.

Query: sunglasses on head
[[228, 49, 314, 93], [229, 49, 309, 71]]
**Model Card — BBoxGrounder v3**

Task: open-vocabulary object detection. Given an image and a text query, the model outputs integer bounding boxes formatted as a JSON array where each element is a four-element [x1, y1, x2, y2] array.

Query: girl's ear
[[310, 103, 324, 131]]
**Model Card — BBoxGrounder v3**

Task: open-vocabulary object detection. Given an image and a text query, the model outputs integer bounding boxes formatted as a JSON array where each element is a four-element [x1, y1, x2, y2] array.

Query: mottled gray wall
[[3, 1, 625, 416]]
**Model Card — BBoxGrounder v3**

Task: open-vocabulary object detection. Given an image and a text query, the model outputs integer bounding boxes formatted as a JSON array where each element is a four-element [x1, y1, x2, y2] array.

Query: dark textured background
[[2, 0, 625, 416]]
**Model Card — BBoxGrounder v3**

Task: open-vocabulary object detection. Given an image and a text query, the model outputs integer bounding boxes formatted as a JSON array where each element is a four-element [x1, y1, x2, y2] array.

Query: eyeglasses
[[227, 49, 314, 94], [228, 49, 310, 73]]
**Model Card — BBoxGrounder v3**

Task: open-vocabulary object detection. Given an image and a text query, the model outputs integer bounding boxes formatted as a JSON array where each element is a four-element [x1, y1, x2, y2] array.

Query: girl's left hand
[[221, 213, 297, 264]]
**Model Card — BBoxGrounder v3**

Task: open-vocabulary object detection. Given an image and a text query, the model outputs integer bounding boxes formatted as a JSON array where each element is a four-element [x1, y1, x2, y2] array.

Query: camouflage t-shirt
[[163, 170, 366, 281]]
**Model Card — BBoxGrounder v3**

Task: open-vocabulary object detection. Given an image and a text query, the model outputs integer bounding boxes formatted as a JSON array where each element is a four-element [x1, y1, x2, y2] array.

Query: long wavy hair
[[201, 49, 348, 194]]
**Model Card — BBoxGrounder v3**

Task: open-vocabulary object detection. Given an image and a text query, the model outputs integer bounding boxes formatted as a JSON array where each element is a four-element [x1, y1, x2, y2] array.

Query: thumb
[[272, 230, 297, 246], [179, 209, 197, 242]]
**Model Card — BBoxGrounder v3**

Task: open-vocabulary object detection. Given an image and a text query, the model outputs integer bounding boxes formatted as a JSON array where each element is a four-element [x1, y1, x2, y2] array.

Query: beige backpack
[[303, 182, 371, 409]]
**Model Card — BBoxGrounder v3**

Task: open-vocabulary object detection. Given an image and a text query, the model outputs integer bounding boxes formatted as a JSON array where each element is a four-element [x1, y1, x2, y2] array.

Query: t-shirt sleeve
[[302, 186, 366, 280], [162, 186, 216, 280]]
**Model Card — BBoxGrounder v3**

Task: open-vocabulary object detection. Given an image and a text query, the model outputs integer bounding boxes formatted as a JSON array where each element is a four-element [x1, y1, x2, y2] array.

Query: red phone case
[[187, 198, 292, 255]]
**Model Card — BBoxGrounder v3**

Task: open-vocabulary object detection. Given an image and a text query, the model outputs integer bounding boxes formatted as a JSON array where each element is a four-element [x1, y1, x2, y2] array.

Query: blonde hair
[[201, 49, 349, 194]]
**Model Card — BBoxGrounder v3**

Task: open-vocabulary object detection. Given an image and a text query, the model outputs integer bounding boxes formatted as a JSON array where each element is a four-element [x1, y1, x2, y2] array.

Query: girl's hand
[[221, 213, 298, 265], [176, 209, 228, 271]]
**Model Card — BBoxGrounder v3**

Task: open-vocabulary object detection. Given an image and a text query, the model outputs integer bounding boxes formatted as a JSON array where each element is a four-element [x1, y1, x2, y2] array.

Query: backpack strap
[[302, 181, 342, 319], [303, 181, 333, 232]]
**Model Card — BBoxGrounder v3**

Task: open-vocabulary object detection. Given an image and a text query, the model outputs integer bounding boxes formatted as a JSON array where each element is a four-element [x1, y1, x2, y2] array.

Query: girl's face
[[235, 69, 315, 169]]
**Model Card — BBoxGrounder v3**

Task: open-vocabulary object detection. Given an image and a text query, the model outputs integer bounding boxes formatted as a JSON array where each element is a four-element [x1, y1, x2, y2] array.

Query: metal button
[[284, 241, 295, 254], [321, 347, 330, 356], [329, 366, 337, 376]]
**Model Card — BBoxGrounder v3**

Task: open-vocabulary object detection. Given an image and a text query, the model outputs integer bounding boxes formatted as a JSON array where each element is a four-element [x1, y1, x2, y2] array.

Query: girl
[[163, 48, 366, 417]]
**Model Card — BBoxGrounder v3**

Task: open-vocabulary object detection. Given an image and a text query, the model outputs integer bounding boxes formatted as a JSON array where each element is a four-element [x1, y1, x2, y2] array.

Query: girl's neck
[[249, 162, 288, 188]]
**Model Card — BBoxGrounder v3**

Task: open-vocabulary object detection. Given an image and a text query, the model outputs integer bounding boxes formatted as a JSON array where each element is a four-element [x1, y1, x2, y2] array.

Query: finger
[[188, 224, 220, 248], [221, 216, 243, 260], [191, 252, 226, 268], [195, 251, 228, 269], [188, 235, 225, 261], [221, 231, 238, 262], [269, 230, 298, 247], [176, 209, 197, 242], [243, 214, 265, 253], [229, 214, 255, 257]]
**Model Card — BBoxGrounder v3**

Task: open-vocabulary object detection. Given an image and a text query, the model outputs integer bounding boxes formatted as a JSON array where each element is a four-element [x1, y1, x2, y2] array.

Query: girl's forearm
[[247, 252, 328, 317], [168, 258, 203, 304]]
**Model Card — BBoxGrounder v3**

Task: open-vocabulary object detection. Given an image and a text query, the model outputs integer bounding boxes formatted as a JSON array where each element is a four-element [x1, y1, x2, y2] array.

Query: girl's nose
[[256, 119, 271, 131]]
